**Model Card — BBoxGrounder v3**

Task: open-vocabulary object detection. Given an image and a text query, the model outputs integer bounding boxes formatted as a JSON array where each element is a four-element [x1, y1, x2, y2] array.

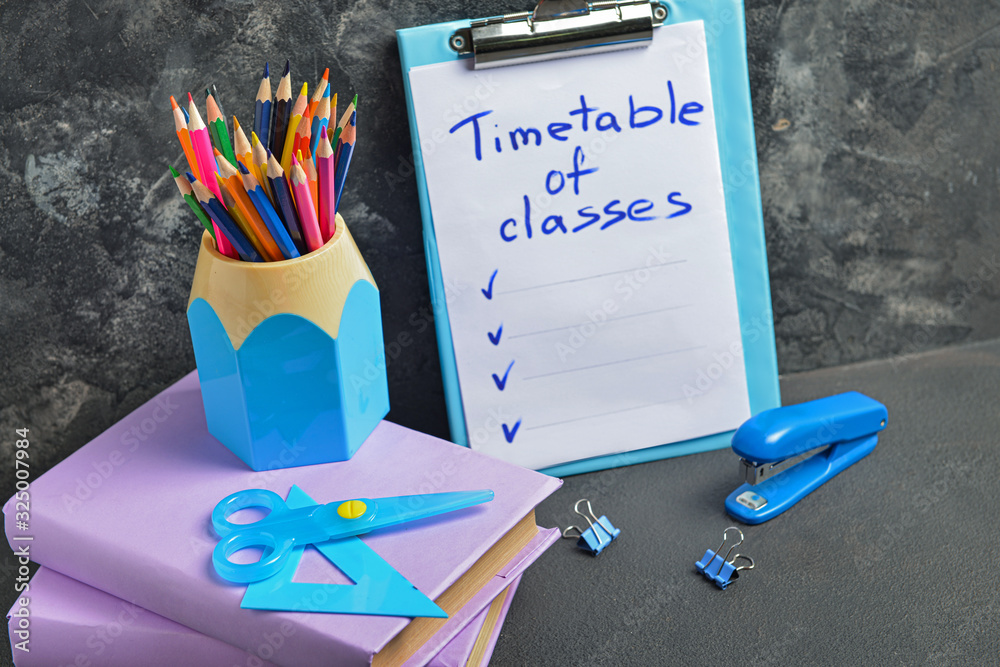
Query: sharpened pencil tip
[[170, 95, 178, 109], [283, 60, 290, 77], [264, 61, 269, 79], [352, 93, 358, 107], [237, 161, 250, 174], [185, 172, 196, 182], [205, 87, 212, 99], [187, 92, 194, 104], [324, 83, 331, 97], [169, 165, 179, 178]]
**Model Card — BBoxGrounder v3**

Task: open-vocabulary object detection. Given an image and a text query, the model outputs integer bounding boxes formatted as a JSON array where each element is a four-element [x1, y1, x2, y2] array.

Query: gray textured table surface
[[2, 338, 997, 666], [492, 338, 1000, 666]]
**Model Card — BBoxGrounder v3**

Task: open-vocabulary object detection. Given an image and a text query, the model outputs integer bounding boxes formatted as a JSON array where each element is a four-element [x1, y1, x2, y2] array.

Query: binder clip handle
[[562, 499, 620, 555], [695, 527, 753, 590]]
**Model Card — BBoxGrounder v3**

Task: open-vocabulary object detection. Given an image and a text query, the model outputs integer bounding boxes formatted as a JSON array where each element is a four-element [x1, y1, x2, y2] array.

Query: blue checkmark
[[492, 360, 514, 391], [502, 419, 522, 443], [481, 269, 498, 300], [488, 324, 503, 345]]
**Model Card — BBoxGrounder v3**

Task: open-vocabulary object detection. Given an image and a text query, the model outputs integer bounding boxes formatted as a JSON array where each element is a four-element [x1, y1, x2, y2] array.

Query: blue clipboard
[[397, 0, 780, 477]]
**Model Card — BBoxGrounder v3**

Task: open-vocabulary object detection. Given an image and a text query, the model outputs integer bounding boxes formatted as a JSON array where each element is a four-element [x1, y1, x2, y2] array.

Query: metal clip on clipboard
[[449, 0, 670, 69]]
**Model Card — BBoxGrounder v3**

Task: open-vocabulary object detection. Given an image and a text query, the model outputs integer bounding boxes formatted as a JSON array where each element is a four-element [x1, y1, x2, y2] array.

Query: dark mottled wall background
[[0, 2, 998, 660]]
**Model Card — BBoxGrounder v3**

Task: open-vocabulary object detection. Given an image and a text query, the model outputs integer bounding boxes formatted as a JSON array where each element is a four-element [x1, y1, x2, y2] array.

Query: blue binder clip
[[695, 527, 754, 590], [562, 499, 620, 555], [725, 391, 888, 525]]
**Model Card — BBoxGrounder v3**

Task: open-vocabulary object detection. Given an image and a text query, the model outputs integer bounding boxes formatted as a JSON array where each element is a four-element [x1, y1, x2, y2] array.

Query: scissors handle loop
[[213, 530, 294, 583], [212, 489, 286, 536], [211, 489, 295, 583]]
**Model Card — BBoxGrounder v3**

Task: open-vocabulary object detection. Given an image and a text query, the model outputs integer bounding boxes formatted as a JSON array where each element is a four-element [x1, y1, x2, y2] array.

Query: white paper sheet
[[408, 21, 751, 470]]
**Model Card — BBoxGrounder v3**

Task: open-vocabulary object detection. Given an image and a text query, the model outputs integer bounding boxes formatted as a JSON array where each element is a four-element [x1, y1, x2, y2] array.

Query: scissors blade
[[332, 490, 494, 537]]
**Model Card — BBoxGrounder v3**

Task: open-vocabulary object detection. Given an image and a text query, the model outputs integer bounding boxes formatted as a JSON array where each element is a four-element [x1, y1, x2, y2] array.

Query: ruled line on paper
[[507, 304, 692, 340], [496, 259, 687, 296], [523, 396, 687, 431], [522, 345, 707, 381]]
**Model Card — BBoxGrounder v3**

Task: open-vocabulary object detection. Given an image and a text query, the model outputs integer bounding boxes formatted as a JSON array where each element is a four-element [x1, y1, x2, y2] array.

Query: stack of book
[[4, 372, 561, 666]]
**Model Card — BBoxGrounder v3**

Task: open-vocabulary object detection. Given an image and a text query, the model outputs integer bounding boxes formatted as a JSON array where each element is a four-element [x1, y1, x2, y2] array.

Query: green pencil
[[205, 89, 237, 167], [170, 165, 216, 240]]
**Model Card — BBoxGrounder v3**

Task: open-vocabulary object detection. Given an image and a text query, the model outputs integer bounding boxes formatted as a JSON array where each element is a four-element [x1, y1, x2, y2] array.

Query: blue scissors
[[212, 488, 494, 583]]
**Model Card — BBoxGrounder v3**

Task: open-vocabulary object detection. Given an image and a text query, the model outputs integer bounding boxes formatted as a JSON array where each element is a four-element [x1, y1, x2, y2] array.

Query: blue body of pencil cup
[[186, 218, 389, 471]]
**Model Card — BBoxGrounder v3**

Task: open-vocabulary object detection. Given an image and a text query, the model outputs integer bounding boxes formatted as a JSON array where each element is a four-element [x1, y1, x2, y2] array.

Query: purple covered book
[[6, 567, 522, 667], [3, 371, 560, 666]]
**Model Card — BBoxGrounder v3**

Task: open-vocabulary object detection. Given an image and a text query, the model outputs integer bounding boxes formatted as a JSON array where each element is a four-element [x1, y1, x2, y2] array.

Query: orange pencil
[[215, 153, 284, 262], [171, 95, 199, 180], [250, 131, 274, 204], [307, 68, 329, 118], [210, 153, 260, 256], [293, 105, 313, 165], [280, 83, 309, 173], [232, 116, 259, 184]]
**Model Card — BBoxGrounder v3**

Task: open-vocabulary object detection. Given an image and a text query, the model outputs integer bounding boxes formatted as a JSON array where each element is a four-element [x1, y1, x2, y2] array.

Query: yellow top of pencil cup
[[188, 215, 376, 350]]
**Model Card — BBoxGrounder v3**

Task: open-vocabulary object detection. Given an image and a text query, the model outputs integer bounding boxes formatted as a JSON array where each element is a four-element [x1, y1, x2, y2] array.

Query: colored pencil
[[187, 174, 262, 262], [250, 131, 273, 204], [232, 116, 263, 187], [307, 68, 328, 119], [315, 126, 336, 242], [253, 62, 272, 153], [270, 60, 292, 159], [309, 83, 331, 157], [206, 89, 237, 167], [210, 84, 226, 124], [334, 110, 356, 214], [187, 93, 236, 258], [187, 93, 220, 196], [335, 94, 358, 139], [238, 162, 300, 260], [297, 148, 319, 219], [180, 105, 189, 125], [170, 95, 199, 181], [266, 150, 306, 254], [293, 104, 313, 163], [215, 153, 283, 262], [289, 156, 324, 252], [280, 82, 308, 173], [170, 165, 215, 241]]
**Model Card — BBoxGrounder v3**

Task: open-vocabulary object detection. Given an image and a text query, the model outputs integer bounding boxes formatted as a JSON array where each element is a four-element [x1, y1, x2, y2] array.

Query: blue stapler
[[724, 392, 888, 524]]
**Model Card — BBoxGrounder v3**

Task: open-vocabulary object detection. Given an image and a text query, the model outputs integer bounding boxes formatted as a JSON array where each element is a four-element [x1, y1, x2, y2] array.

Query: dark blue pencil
[[253, 62, 272, 155], [186, 172, 262, 262], [265, 149, 306, 254], [270, 60, 292, 160]]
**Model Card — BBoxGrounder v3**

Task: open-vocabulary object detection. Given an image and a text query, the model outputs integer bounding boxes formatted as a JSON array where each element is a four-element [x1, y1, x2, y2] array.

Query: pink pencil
[[315, 126, 336, 242], [187, 92, 235, 258], [289, 156, 324, 252]]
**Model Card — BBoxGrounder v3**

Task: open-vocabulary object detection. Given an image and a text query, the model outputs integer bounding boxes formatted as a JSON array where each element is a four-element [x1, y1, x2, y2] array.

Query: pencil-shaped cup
[[186, 217, 389, 471]]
